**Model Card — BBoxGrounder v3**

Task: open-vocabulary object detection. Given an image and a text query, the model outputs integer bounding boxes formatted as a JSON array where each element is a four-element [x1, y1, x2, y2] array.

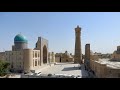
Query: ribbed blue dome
[[14, 34, 28, 43]]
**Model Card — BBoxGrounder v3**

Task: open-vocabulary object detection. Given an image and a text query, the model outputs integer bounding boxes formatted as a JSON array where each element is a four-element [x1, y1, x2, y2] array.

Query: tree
[[0, 60, 10, 76]]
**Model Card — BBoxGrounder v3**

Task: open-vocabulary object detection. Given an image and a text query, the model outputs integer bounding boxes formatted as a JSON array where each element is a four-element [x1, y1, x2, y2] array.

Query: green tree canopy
[[0, 60, 10, 76]]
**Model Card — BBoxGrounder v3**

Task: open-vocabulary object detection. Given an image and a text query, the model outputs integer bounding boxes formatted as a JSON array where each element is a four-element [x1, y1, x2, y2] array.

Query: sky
[[0, 12, 120, 54]]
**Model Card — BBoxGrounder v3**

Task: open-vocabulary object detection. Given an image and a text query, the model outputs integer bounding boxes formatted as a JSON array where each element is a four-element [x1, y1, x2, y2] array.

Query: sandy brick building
[[111, 46, 120, 61], [90, 59, 120, 78], [48, 52, 55, 63], [0, 34, 49, 73], [55, 51, 74, 63]]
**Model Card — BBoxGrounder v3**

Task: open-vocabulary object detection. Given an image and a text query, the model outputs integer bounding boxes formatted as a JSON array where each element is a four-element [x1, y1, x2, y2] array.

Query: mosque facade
[[0, 34, 49, 73]]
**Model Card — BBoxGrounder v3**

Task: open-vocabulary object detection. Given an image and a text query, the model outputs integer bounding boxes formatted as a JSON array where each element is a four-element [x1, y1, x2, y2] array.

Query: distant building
[[90, 52, 112, 61], [111, 46, 120, 61], [55, 51, 74, 62], [0, 52, 5, 61]]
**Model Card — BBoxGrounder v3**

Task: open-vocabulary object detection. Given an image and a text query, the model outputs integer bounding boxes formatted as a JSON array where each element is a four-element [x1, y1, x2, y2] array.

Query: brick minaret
[[85, 44, 90, 61], [84, 44, 90, 70], [74, 25, 82, 64]]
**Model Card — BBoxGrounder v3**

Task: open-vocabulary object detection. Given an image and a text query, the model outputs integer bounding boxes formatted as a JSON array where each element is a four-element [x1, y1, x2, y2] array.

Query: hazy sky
[[0, 12, 120, 54]]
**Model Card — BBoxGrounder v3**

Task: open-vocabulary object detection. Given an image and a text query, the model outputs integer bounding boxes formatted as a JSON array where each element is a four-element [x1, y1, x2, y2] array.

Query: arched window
[[35, 60, 37, 66], [35, 52, 37, 58], [38, 60, 39, 65], [38, 53, 39, 57]]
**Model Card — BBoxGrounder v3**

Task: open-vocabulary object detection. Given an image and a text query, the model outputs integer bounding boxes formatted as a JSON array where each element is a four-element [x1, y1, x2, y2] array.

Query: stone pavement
[[4, 62, 89, 78], [40, 62, 89, 78]]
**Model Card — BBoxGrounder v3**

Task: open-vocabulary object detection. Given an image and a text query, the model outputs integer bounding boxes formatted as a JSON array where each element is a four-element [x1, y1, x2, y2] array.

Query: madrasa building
[[0, 34, 49, 73]]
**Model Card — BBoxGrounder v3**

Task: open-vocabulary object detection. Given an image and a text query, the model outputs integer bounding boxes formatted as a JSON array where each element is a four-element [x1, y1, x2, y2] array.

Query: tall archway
[[43, 45, 47, 64]]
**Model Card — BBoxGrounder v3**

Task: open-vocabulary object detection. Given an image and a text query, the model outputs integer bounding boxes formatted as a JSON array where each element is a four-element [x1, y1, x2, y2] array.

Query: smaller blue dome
[[14, 34, 28, 43]]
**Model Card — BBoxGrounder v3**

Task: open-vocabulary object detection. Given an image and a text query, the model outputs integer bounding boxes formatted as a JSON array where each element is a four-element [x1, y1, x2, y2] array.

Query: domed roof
[[14, 34, 28, 43], [66, 53, 73, 58], [64, 52, 73, 58]]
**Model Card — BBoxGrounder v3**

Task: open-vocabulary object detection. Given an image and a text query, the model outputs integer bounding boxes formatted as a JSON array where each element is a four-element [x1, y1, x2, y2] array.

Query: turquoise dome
[[14, 34, 28, 43]]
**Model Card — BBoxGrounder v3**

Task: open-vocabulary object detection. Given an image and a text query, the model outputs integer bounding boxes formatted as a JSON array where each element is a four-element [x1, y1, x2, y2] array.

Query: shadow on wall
[[55, 62, 74, 65], [80, 64, 90, 78], [109, 59, 120, 62], [62, 67, 80, 71]]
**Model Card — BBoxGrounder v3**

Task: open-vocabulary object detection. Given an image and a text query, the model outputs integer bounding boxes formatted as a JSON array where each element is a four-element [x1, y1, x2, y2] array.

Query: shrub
[[0, 60, 10, 76], [48, 73, 52, 76]]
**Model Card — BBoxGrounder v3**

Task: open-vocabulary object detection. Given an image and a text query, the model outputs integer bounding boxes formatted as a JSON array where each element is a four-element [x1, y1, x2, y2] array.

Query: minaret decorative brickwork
[[74, 25, 82, 64], [85, 44, 90, 61]]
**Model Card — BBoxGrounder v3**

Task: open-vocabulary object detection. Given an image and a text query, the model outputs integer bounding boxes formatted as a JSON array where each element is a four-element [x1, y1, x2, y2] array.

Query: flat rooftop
[[95, 59, 120, 69]]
